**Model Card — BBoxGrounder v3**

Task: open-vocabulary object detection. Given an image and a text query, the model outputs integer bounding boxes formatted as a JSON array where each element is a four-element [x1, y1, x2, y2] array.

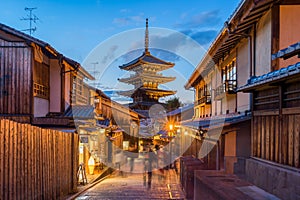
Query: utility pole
[[91, 62, 99, 88], [21, 7, 39, 35]]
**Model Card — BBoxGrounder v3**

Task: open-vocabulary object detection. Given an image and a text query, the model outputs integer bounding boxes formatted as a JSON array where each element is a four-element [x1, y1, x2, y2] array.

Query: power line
[[20, 7, 39, 35]]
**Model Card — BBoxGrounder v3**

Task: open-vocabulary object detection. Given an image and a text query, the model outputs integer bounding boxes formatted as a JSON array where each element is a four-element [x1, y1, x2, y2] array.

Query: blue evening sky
[[0, 0, 241, 104]]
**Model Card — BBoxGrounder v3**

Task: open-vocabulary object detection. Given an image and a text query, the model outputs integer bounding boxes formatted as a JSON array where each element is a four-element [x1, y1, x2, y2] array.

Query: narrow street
[[75, 159, 185, 200]]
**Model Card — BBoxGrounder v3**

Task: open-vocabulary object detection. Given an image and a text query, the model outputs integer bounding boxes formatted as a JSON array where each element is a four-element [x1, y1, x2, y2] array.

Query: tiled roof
[[0, 23, 94, 80], [63, 105, 95, 119], [0, 22, 48, 47], [98, 119, 110, 126], [272, 42, 300, 60], [120, 52, 174, 69], [133, 109, 150, 118], [181, 113, 251, 130], [239, 62, 300, 91], [167, 104, 194, 116]]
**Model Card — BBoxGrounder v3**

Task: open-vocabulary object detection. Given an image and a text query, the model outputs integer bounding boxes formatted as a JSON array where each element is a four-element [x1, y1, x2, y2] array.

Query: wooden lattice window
[[33, 61, 49, 99]]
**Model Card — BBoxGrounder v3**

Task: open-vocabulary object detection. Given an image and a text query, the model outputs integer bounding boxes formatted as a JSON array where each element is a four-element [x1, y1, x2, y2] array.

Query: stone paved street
[[75, 159, 185, 200]]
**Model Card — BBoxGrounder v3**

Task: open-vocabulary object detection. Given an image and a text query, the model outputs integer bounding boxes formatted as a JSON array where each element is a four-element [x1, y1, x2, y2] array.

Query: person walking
[[114, 149, 123, 176], [145, 146, 157, 189]]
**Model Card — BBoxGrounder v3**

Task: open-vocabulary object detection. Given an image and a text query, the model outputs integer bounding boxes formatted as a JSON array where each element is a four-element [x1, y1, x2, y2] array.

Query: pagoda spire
[[145, 18, 149, 54]]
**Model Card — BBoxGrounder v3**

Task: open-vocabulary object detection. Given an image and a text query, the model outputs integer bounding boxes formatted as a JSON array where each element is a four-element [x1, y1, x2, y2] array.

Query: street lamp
[[168, 123, 174, 169], [169, 123, 173, 131]]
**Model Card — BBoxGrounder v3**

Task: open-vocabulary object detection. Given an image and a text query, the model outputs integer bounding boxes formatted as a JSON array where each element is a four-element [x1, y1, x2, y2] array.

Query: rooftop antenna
[[21, 7, 39, 35], [145, 18, 149, 54], [91, 62, 100, 88]]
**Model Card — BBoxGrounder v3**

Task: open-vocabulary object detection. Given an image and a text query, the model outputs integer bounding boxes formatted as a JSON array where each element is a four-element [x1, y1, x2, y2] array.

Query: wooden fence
[[0, 119, 79, 199], [253, 113, 300, 169]]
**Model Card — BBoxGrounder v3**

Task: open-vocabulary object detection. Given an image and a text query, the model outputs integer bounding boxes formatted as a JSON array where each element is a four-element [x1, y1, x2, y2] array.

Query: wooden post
[[0, 120, 5, 199], [275, 115, 279, 163], [294, 115, 300, 168], [288, 115, 294, 166], [4, 120, 10, 200], [270, 116, 274, 161]]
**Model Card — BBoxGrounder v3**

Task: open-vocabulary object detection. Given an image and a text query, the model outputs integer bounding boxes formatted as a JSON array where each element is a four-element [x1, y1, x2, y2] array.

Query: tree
[[165, 97, 181, 112]]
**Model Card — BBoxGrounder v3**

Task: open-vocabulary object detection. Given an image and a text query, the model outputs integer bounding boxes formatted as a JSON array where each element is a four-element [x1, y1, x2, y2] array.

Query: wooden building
[[0, 23, 94, 126], [180, 0, 300, 199], [182, 0, 300, 179], [239, 41, 300, 200]]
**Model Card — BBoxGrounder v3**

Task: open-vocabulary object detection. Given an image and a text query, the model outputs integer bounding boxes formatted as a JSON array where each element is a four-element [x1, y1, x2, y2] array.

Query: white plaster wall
[[255, 11, 272, 76], [34, 97, 49, 117], [49, 59, 61, 112], [279, 5, 300, 69], [222, 95, 236, 114], [237, 38, 250, 112]]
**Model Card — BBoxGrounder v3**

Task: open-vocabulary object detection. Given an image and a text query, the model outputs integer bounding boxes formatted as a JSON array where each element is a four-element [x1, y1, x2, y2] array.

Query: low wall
[[246, 158, 300, 200]]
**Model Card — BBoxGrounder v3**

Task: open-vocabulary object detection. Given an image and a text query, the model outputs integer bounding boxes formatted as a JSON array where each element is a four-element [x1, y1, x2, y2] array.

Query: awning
[[81, 127, 99, 132], [112, 128, 124, 133], [239, 62, 300, 92], [272, 41, 300, 60], [181, 113, 251, 131]]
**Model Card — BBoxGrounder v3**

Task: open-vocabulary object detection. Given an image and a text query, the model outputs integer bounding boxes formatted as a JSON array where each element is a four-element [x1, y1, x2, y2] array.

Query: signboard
[[80, 136, 89, 143], [79, 146, 84, 154], [123, 141, 129, 150]]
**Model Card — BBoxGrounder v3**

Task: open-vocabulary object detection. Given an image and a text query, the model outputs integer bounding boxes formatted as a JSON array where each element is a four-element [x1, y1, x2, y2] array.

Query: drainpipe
[[58, 54, 65, 112], [224, 21, 253, 77]]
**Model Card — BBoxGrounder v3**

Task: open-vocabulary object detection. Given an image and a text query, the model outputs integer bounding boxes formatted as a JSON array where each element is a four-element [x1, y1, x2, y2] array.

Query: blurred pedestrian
[[156, 145, 167, 179], [114, 149, 123, 176], [146, 146, 157, 189]]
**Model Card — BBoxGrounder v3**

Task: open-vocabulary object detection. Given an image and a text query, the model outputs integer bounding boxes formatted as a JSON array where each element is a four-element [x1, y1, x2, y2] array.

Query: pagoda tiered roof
[[119, 51, 174, 71], [118, 18, 176, 107], [118, 73, 175, 85], [118, 87, 176, 98]]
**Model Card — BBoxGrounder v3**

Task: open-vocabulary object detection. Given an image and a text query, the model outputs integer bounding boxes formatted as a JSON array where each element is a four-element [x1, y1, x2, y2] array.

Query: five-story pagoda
[[118, 19, 176, 117]]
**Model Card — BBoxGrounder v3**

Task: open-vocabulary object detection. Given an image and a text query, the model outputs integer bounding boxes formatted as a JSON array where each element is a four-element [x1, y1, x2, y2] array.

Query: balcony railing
[[33, 82, 49, 99], [194, 95, 211, 106], [215, 80, 237, 98]]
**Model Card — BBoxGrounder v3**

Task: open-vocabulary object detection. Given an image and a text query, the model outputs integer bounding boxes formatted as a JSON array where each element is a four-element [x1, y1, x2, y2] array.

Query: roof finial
[[145, 18, 149, 54]]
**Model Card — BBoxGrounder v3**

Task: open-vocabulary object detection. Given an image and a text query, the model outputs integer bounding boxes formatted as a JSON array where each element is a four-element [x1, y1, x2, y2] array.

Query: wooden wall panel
[[253, 114, 300, 169], [0, 39, 32, 117], [0, 119, 78, 199], [295, 115, 300, 168]]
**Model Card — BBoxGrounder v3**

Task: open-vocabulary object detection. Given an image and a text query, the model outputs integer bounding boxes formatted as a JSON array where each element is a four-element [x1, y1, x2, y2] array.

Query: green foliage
[[165, 97, 181, 112]]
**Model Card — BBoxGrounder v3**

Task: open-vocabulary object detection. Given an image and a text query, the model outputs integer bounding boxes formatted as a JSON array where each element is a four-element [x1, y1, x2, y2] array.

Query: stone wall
[[246, 158, 300, 200]]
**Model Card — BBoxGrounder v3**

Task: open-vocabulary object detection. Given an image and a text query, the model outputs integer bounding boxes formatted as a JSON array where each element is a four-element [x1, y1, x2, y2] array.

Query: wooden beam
[[253, 110, 279, 116], [271, 5, 279, 71], [282, 107, 300, 115]]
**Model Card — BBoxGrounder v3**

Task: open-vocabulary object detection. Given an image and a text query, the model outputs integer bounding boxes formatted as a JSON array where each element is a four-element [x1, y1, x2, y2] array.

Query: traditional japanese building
[[118, 19, 176, 117]]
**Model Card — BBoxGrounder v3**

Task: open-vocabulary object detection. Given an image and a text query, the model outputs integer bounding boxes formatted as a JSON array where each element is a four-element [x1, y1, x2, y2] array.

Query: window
[[206, 82, 212, 96], [72, 76, 88, 104], [222, 60, 237, 93], [33, 61, 49, 99], [222, 60, 236, 82], [197, 86, 205, 99]]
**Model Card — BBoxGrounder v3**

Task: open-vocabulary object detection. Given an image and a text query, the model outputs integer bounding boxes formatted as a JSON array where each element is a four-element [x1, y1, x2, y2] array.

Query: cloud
[[151, 49, 180, 62], [188, 30, 218, 45], [113, 18, 130, 26], [120, 9, 130, 13], [113, 14, 145, 27], [175, 10, 221, 29], [103, 90, 132, 103], [101, 45, 118, 65]]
